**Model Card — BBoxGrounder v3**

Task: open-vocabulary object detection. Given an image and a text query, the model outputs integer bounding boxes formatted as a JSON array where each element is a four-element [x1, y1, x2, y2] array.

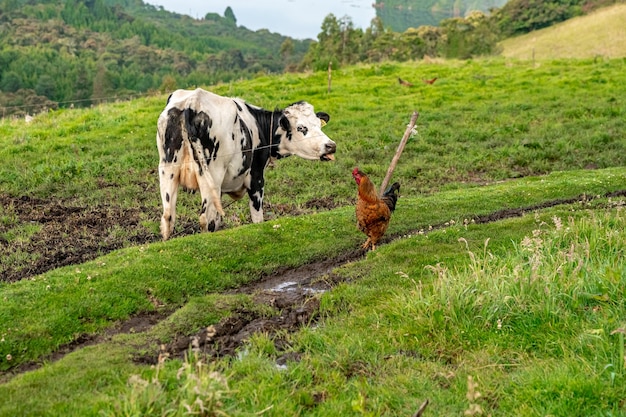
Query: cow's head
[[277, 102, 336, 161]]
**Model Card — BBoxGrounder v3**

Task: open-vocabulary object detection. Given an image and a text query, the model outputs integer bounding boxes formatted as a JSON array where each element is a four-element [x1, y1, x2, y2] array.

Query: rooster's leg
[[361, 238, 372, 250]]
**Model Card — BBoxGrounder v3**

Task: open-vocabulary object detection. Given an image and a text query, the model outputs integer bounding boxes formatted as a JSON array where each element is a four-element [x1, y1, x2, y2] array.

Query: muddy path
[[1, 190, 626, 381]]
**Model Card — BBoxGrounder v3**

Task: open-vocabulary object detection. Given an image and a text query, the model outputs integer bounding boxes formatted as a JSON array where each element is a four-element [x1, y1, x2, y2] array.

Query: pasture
[[1, 58, 625, 416]]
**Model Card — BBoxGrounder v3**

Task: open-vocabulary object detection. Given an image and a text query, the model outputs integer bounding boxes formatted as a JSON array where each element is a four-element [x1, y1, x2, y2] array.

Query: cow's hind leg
[[196, 171, 225, 233], [159, 163, 180, 240]]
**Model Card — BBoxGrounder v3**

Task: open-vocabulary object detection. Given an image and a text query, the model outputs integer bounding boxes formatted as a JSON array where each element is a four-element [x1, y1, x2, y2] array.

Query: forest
[[0, 0, 617, 116]]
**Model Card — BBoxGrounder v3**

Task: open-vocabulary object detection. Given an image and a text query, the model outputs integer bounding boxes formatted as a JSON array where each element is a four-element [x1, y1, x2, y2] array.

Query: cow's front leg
[[248, 171, 265, 223], [199, 197, 219, 232]]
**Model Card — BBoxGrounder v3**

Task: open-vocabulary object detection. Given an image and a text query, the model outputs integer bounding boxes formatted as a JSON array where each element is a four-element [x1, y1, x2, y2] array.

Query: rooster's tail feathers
[[382, 182, 400, 212]]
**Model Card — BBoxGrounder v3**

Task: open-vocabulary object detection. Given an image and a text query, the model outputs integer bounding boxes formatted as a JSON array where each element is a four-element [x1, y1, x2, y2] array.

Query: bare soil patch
[[0, 194, 160, 282], [0, 194, 344, 283]]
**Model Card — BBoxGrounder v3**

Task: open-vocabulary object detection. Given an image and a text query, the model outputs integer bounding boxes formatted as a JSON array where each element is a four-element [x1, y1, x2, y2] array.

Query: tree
[[0, 71, 22, 93], [224, 6, 236, 26], [92, 63, 115, 102], [159, 75, 177, 93], [303, 14, 366, 70], [280, 38, 294, 60], [440, 11, 499, 59], [493, 0, 583, 36], [35, 74, 56, 99], [204, 12, 221, 21]]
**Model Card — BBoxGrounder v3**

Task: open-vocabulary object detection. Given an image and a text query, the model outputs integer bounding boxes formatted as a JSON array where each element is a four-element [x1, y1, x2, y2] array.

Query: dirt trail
[[2, 190, 625, 380]]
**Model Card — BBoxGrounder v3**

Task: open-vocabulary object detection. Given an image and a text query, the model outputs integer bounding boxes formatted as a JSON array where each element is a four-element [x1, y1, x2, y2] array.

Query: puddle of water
[[271, 281, 298, 292], [270, 281, 326, 294]]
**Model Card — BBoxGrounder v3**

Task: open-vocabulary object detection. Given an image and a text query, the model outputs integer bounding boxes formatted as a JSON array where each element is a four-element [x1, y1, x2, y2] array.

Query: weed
[[103, 348, 231, 417], [464, 375, 484, 416]]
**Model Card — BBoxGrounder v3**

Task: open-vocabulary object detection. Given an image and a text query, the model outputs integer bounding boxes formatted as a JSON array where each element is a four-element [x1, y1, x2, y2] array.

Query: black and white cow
[[156, 88, 337, 240]]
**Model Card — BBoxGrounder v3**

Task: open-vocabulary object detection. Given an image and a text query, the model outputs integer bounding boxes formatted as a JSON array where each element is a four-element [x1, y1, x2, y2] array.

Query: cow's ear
[[316, 112, 330, 126], [279, 114, 290, 131]]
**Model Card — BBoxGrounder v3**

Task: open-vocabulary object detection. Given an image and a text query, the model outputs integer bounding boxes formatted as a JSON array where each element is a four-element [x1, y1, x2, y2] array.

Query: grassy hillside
[[1, 58, 626, 415], [498, 3, 626, 59], [1, 57, 625, 280]]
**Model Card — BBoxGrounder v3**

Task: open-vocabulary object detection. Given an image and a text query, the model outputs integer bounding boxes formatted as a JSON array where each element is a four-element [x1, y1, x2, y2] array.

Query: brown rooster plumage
[[352, 167, 400, 251], [398, 77, 414, 87]]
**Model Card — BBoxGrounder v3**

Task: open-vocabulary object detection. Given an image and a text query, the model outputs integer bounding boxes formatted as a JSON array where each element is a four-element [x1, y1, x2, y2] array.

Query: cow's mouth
[[320, 153, 335, 161]]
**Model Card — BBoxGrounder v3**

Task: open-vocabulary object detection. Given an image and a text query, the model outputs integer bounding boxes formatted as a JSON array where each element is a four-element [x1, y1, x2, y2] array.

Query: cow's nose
[[325, 142, 336, 154]]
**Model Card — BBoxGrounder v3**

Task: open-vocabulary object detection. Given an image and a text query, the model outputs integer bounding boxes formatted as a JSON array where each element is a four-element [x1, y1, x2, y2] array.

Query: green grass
[[1, 56, 626, 415]]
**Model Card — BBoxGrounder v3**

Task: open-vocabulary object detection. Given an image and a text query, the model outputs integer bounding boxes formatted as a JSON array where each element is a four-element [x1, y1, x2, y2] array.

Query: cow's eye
[[297, 125, 308, 135]]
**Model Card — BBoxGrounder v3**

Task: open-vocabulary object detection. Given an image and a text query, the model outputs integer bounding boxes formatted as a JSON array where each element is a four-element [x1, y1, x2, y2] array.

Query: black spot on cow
[[166, 193, 170, 203], [184, 109, 212, 143], [184, 108, 218, 171], [250, 192, 262, 212], [236, 118, 254, 176], [164, 108, 184, 163], [248, 163, 265, 212], [297, 125, 308, 136]]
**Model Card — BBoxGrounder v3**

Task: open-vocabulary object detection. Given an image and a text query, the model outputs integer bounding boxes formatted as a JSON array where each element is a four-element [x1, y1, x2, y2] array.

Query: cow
[[156, 88, 337, 240]]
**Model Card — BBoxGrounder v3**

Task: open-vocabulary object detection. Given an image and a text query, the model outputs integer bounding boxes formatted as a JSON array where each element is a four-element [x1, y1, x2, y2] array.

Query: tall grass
[[382, 207, 626, 414]]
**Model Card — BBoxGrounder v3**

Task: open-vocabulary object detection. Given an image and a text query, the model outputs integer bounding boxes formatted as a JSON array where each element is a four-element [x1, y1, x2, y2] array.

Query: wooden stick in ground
[[379, 110, 419, 196], [412, 399, 430, 417], [327, 61, 332, 93]]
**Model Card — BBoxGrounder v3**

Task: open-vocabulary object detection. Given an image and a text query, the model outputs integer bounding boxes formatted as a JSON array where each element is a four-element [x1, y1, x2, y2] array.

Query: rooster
[[398, 77, 414, 87], [352, 167, 400, 251], [422, 77, 438, 85]]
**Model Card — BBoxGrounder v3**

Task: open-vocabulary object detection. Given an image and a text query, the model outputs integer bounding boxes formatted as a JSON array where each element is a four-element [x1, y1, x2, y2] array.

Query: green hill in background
[[0, 0, 310, 115]]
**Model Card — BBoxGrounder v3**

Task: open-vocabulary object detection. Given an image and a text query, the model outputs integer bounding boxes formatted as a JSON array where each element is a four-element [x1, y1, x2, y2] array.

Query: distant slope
[[376, 0, 508, 31], [498, 3, 626, 59]]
